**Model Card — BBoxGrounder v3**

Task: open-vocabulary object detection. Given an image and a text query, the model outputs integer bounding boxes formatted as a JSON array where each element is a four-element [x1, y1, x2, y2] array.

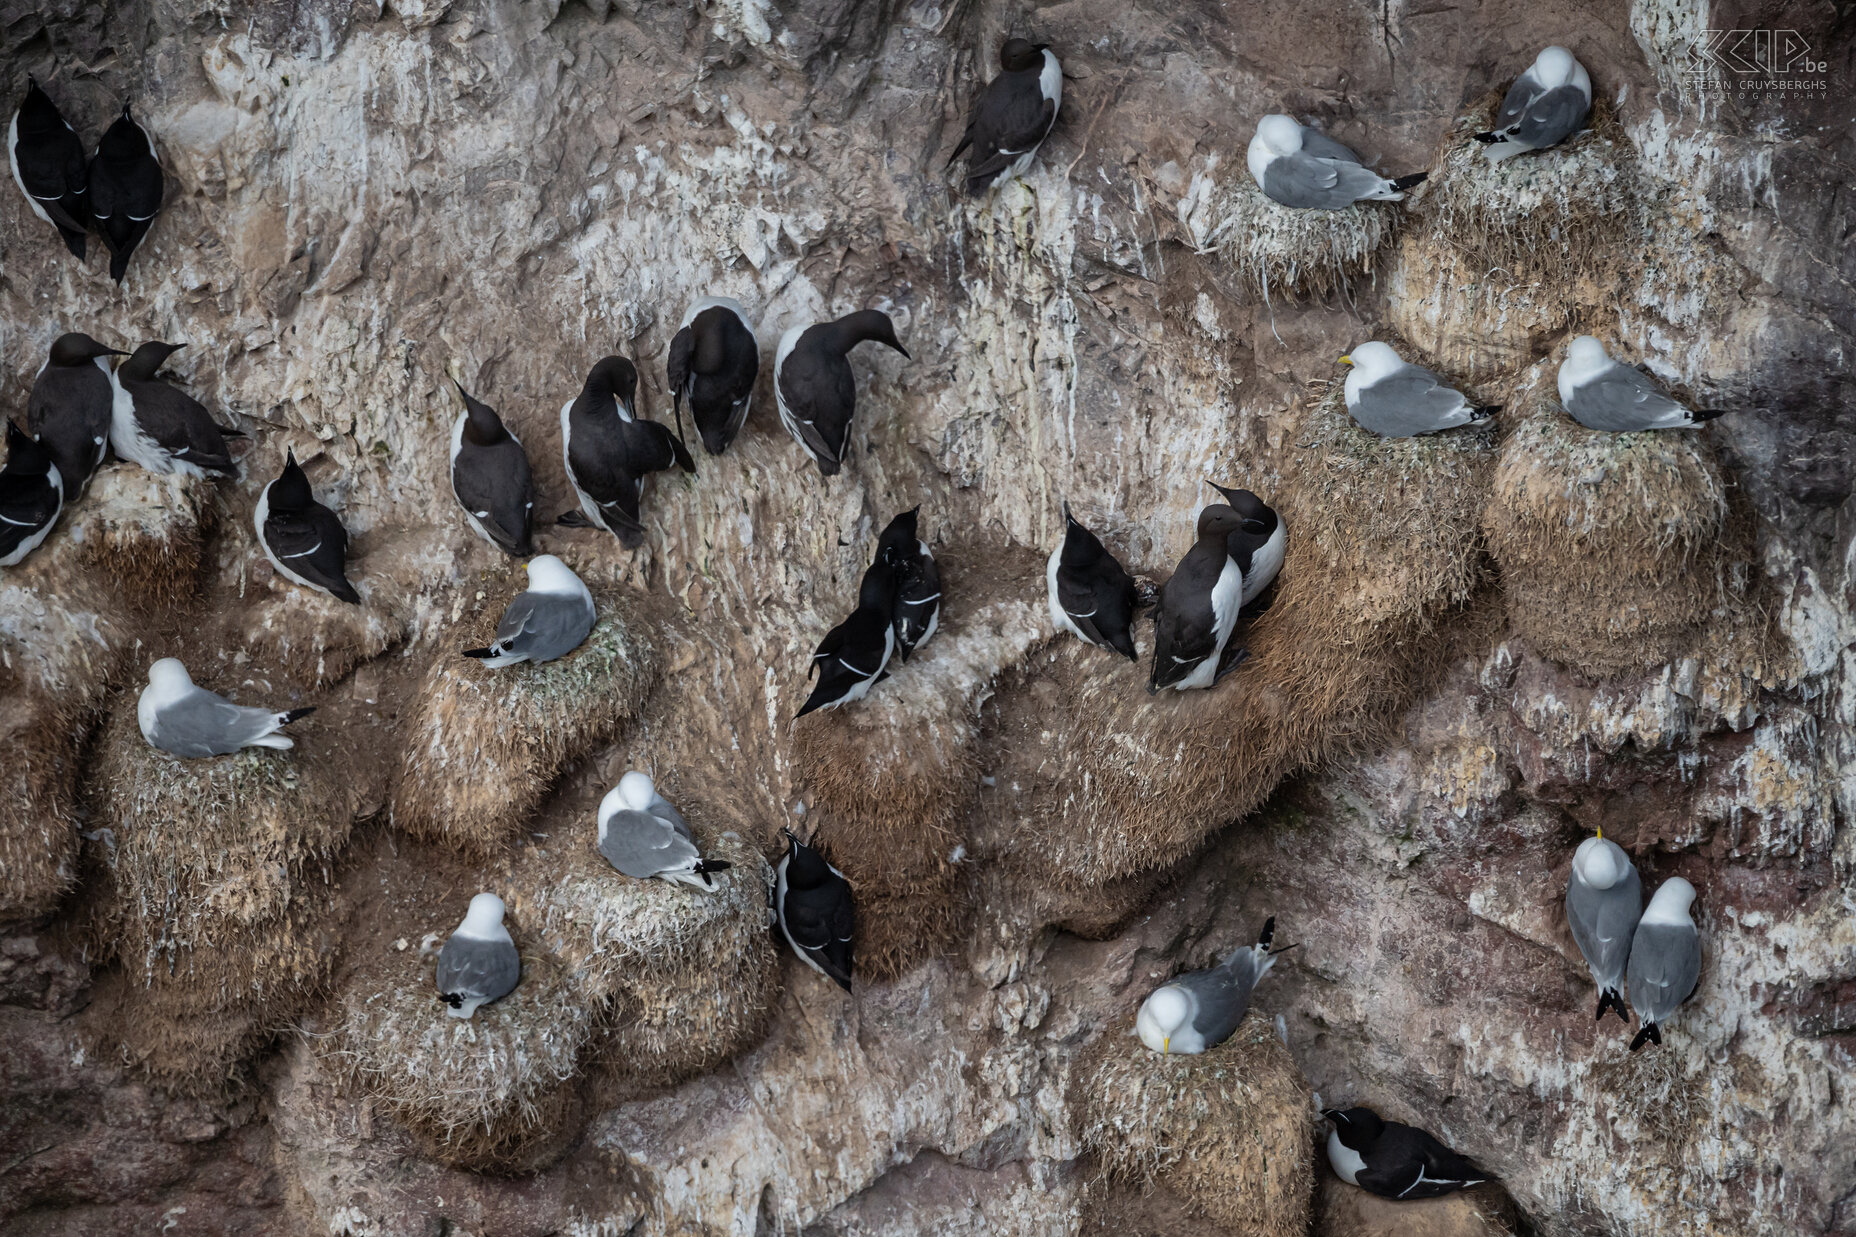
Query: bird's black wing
[[666, 325, 695, 419], [265, 503, 356, 601], [963, 70, 1056, 185], [1090, 566, 1139, 659], [128, 381, 237, 475], [16, 122, 89, 239], [1353, 1125, 1485, 1199], [785, 881, 854, 988], [1149, 549, 1220, 688], [779, 342, 855, 470], [0, 471, 60, 560], [893, 550, 940, 657], [454, 437, 535, 555]]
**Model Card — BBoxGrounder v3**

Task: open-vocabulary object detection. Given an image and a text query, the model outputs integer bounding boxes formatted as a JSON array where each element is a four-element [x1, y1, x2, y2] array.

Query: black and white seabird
[[666, 297, 759, 456], [1136, 917, 1283, 1054], [1149, 505, 1248, 693], [1048, 503, 1140, 660], [1247, 114, 1427, 210], [774, 310, 909, 477], [1206, 483, 1285, 609], [775, 828, 854, 991], [1324, 1107, 1489, 1200], [27, 332, 123, 498], [436, 893, 521, 1019], [8, 77, 90, 259], [0, 420, 63, 568], [1339, 343, 1499, 438], [1627, 877, 1701, 1051], [108, 342, 241, 478], [1558, 336, 1726, 432], [947, 37, 1062, 196], [597, 771, 734, 890], [88, 104, 163, 283], [557, 355, 695, 548], [137, 657, 314, 758], [449, 381, 536, 557], [796, 555, 897, 718], [1565, 830, 1643, 1024], [1473, 46, 1593, 163], [877, 506, 940, 662], [255, 450, 359, 604], [461, 554, 596, 666]]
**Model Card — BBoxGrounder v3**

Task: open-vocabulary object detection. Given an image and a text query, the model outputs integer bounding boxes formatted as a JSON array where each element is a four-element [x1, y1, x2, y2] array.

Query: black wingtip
[[1596, 988, 1631, 1024], [60, 228, 87, 261], [330, 580, 361, 605], [1470, 131, 1501, 144], [1692, 408, 1730, 423], [1391, 171, 1429, 190], [461, 647, 493, 659], [1629, 1022, 1661, 1052], [830, 970, 853, 992], [279, 706, 316, 725], [1257, 916, 1276, 948], [1472, 405, 1502, 419]]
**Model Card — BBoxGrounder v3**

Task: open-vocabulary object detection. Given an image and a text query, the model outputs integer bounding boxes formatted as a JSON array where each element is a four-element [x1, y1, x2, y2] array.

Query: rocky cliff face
[[2, 1, 1852, 1235]]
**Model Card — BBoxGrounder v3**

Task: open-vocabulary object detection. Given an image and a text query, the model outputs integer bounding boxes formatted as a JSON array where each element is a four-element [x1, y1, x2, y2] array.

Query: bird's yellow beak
[[523, 561, 532, 573], [1338, 355, 1353, 366], [1162, 1036, 1171, 1054], [1595, 825, 1603, 840]]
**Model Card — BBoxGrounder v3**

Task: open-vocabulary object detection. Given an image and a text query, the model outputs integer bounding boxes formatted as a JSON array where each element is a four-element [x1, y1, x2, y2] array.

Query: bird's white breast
[[1039, 50, 1062, 112], [1327, 1130, 1366, 1185]]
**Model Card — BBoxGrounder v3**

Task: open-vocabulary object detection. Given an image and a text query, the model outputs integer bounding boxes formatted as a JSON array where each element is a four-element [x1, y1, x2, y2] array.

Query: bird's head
[[49, 332, 126, 366], [1323, 1106, 1385, 1149], [1565, 334, 1610, 371], [460, 892, 508, 935], [999, 38, 1050, 71], [1255, 114, 1304, 157], [616, 769, 657, 812], [1136, 984, 1191, 1054], [1534, 45, 1579, 87], [523, 554, 580, 596], [146, 657, 192, 692], [1338, 340, 1401, 380], [1572, 834, 1631, 891]]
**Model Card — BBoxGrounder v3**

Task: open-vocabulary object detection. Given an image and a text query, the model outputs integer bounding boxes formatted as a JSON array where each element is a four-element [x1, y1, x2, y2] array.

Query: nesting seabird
[[774, 310, 909, 477], [1565, 830, 1643, 1023], [1339, 342, 1499, 438], [1324, 1107, 1489, 1199], [1149, 505, 1248, 692], [435, 893, 521, 1019], [775, 828, 854, 991], [558, 355, 695, 548], [797, 555, 897, 717], [947, 37, 1062, 196], [666, 297, 759, 456], [0, 420, 63, 568], [1558, 336, 1726, 432], [137, 657, 314, 758], [449, 381, 536, 557], [596, 771, 734, 890], [461, 554, 596, 667], [8, 77, 90, 259], [1206, 483, 1285, 608], [1248, 114, 1428, 210], [877, 506, 940, 661], [88, 104, 163, 283], [1048, 503, 1140, 660], [255, 450, 359, 604], [1473, 46, 1594, 162], [1136, 917, 1283, 1054], [27, 332, 123, 498], [108, 342, 242, 478], [1627, 876, 1701, 1051]]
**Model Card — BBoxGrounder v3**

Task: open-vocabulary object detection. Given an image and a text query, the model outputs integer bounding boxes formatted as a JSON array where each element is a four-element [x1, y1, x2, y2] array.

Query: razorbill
[[947, 37, 1062, 195], [1048, 503, 1140, 660], [8, 77, 90, 259], [461, 554, 596, 667], [1565, 829, 1643, 1023], [775, 828, 854, 991], [1473, 47, 1593, 162], [1324, 1107, 1489, 1199], [557, 355, 695, 548], [1149, 505, 1248, 693], [666, 297, 759, 456], [1340, 343, 1499, 438], [876, 506, 940, 661], [254, 451, 359, 604], [137, 657, 314, 758], [1247, 114, 1427, 209], [1558, 336, 1726, 432], [1206, 482, 1285, 608], [449, 381, 536, 557], [436, 893, 521, 1019], [108, 342, 242, 478], [1136, 917, 1284, 1054], [597, 771, 734, 890], [773, 310, 909, 477], [26, 332, 123, 497], [1627, 877, 1701, 1051], [88, 104, 163, 283], [0, 420, 63, 568], [796, 555, 898, 717]]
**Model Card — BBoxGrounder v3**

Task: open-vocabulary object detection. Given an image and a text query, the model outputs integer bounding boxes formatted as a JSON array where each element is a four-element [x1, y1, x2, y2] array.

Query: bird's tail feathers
[[694, 859, 734, 887], [1690, 408, 1730, 423], [1629, 1020, 1663, 1052], [461, 645, 498, 659], [1596, 987, 1631, 1024], [278, 707, 316, 725], [1391, 171, 1429, 191]]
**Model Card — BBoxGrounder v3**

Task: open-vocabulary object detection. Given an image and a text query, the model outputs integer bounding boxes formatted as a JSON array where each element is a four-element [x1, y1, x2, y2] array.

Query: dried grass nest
[[68, 466, 218, 610], [1481, 387, 1754, 677], [1078, 1016, 1315, 1236], [393, 589, 660, 854], [1202, 176, 1406, 303]]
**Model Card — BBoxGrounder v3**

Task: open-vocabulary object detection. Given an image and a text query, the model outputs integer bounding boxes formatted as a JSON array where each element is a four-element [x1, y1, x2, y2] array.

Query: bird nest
[[228, 583, 410, 690], [1481, 384, 1755, 676], [1078, 1017, 1314, 1237], [67, 466, 217, 610], [789, 546, 1044, 979], [393, 590, 659, 854], [1384, 233, 1579, 386], [1412, 92, 1642, 286], [1197, 176, 1404, 303], [994, 385, 1496, 893]]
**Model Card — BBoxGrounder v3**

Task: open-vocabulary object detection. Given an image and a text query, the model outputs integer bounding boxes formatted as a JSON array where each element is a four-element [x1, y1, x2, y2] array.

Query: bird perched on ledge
[[435, 893, 520, 1020], [597, 771, 733, 890], [137, 658, 313, 758], [255, 450, 359, 604], [461, 555, 596, 667], [948, 37, 1062, 196], [1248, 114, 1427, 209], [1558, 336, 1727, 432], [774, 310, 909, 477], [0, 420, 63, 568], [27, 332, 123, 498], [1150, 504, 1249, 692], [1627, 876, 1701, 1051], [8, 77, 90, 260], [1048, 503, 1140, 660], [1340, 343, 1499, 438], [449, 381, 536, 557], [1565, 829, 1642, 1024], [667, 296, 760, 456], [1324, 1106, 1489, 1199], [1137, 916, 1286, 1054], [1473, 45, 1593, 162], [776, 828, 854, 991], [559, 355, 695, 547]]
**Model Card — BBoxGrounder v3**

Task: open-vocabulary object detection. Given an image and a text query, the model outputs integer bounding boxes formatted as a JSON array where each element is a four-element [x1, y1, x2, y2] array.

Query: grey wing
[[496, 592, 594, 663], [1262, 152, 1343, 208], [1568, 364, 1691, 431], [1567, 873, 1641, 988], [1173, 961, 1259, 1049], [1492, 71, 1544, 130], [1299, 131, 1363, 164], [1627, 923, 1701, 1023], [1352, 368, 1473, 436], [600, 808, 699, 878], [150, 689, 279, 757], [1512, 84, 1590, 148], [437, 936, 520, 1003], [648, 799, 696, 843]]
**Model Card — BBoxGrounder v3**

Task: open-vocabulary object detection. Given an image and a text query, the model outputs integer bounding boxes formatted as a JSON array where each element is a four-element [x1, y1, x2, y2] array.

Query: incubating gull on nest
[[1340, 342, 1499, 438], [461, 554, 596, 667], [1565, 829, 1643, 1024], [1137, 916, 1285, 1054], [1558, 336, 1727, 432], [137, 657, 314, 758], [435, 892, 521, 1019], [1473, 46, 1593, 162], [1047, 503, 1141, 660], [1247, 114, 1427, 210], [1324, 1106, 1489, 1199], [597, 770, 734, 890], [1627, 876, 1702, 1051]]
